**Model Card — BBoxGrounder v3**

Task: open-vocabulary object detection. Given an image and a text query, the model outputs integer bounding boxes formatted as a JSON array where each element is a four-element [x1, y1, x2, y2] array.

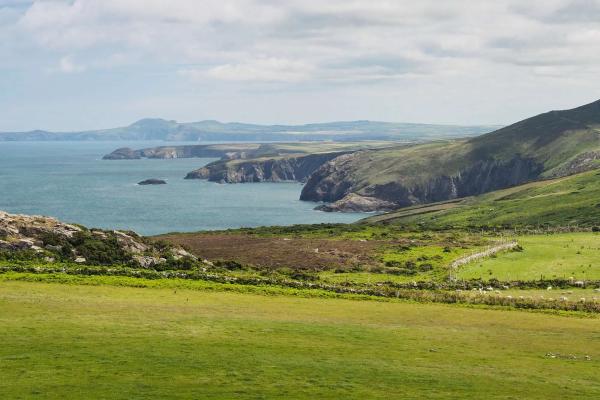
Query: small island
[[137, 179, 167, 185]]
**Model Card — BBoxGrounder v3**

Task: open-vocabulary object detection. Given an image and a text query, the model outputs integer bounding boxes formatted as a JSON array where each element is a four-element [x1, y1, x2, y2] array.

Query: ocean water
[[0, 141, 368, 235]]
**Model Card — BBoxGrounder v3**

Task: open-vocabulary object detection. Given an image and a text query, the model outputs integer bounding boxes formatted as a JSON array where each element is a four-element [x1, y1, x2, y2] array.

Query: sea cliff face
[[301, 153, 544, 212], [185, 152, 347, 183], [102, 144, 260, 160]]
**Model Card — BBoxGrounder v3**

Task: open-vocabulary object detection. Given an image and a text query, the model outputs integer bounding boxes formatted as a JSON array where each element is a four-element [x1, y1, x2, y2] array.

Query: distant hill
[[302, 99, 600, 211], [0, 119, 500, 142]]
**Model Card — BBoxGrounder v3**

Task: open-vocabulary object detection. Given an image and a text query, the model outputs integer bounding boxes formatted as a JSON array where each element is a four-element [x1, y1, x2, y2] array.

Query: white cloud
[[10, 0, 600, 81], [58, 55, 85, 73], [205, 58, 315, 82], [2, 0, 600, 130]]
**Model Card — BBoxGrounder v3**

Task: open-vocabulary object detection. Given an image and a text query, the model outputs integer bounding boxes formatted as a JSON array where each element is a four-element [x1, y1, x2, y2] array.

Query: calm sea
[[0, 141, 367, 235]]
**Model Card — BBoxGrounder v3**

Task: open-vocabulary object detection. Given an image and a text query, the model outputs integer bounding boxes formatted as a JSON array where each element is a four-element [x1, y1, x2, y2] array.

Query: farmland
[[457, 233, 600, 281]]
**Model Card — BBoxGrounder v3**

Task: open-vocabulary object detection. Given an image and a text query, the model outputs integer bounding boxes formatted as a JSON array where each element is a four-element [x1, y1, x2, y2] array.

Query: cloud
[[58, 55, 85, 73], [2, 0, 600, 130], [205, 58, 315, 82], [9, 0, 600, 81]]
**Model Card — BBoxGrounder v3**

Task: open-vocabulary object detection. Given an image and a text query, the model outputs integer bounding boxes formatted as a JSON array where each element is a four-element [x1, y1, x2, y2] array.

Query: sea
[[0, 141, 368, 235]]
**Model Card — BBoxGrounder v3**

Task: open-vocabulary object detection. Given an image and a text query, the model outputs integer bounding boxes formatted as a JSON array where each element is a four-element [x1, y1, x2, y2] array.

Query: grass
[[157, 226, 488, 281], [366, 169, 600, 228], [1, 279, 599, 399], [457, 233, 600, 281]]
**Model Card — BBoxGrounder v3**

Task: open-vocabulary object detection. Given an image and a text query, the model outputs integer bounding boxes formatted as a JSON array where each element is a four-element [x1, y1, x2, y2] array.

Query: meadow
[[1, 279, 599, 399], [457, 233, 600, 281]]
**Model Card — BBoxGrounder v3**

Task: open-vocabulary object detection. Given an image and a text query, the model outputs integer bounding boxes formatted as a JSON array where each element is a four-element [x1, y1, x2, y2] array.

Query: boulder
[[138, 179, 167, 185]]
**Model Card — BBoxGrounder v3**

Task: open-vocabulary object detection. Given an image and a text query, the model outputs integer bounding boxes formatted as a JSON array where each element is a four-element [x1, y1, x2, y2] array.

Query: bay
[[0, 141, 367, 235]]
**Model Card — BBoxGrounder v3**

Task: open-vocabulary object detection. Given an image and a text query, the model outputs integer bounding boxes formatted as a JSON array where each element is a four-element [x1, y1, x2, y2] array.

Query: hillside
[[302, 99, 600, 211], [0, 119, 499, 142], [363, 169, 600, 229]]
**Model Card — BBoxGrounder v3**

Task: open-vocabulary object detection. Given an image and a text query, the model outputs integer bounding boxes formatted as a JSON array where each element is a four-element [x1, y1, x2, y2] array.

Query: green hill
[[302, 99, 600, 211], [364, 169, 600, 229]]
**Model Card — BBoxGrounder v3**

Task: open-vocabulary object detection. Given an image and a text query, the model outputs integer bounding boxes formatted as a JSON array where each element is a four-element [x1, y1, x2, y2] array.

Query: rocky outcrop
[[0, 210, 197, 267], [315, 194, 397, 212], [184, 167, 210, 180], [138, 179, 167, 185], [546, 151, 600, 178], [103, 147, 141, 160], [185, 152, 348, 183]]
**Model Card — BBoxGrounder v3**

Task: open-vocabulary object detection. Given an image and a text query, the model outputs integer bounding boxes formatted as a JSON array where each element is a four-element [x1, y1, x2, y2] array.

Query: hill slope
[[363, 169, 600, 229], [303, 99, 600, 211]]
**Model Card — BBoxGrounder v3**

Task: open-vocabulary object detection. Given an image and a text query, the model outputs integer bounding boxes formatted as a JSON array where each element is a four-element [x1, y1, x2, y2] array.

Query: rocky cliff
[[300, 99, 600, 212], [103, 144, 260, 160], [301, 152, 544, 212], [185, 152, 348, 183]]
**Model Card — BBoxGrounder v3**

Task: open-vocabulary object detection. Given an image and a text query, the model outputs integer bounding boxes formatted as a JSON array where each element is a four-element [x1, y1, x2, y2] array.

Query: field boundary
[[451, 241, 519, 269]]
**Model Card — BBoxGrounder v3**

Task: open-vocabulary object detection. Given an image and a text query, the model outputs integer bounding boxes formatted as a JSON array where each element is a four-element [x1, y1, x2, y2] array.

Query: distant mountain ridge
[[0, 119, 501, 142]]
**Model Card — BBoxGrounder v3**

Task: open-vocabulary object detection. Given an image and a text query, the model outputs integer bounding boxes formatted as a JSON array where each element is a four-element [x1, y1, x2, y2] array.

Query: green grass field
[[1, 280, 599, 399], [457, 233, 600, 281]]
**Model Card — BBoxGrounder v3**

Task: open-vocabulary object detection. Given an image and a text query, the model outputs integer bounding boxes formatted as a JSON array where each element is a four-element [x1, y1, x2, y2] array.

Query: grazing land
[[457, 233, 600, 281], [1, 280, 599, 399]]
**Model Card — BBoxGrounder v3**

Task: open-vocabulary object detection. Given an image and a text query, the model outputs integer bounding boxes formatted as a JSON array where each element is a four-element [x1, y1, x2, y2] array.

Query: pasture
[[457, 233, 600, 281], [1, 279, 599, 399]]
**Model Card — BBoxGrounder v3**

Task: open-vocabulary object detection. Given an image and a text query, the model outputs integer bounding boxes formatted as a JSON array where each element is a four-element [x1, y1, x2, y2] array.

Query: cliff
[[185, 152, 348, 183], [103, 144, 260, 160], [301, 99, 600, 212], [303, 152, 544, 212]]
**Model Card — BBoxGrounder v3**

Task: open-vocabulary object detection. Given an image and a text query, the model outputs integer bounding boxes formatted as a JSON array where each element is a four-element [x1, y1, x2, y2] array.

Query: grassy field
[[457, 233, 600, 281], [1, 280, 599, 399]]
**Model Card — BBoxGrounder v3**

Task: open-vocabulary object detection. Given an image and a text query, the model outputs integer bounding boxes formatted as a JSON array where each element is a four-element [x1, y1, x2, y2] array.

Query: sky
[[1, 0, 600, 131]]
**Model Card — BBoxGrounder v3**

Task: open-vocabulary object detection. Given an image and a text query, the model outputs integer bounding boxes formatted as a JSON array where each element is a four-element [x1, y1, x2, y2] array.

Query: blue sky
[[1, 0, 600, 131]]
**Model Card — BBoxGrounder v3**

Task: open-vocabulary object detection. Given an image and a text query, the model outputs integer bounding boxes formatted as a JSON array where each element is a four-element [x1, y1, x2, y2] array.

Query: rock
[[184, 167, 210, 179], [138, 179, 167, 185], [15, 238, 36, 249], [102, 147, 141, 160], [315, 193, 396, 212], [0, 240, 14, 250], [113, 231, 148, 254], [0, 209, 195, 269], [171, 248, 197, 261], [133, 255, 166, 268]]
